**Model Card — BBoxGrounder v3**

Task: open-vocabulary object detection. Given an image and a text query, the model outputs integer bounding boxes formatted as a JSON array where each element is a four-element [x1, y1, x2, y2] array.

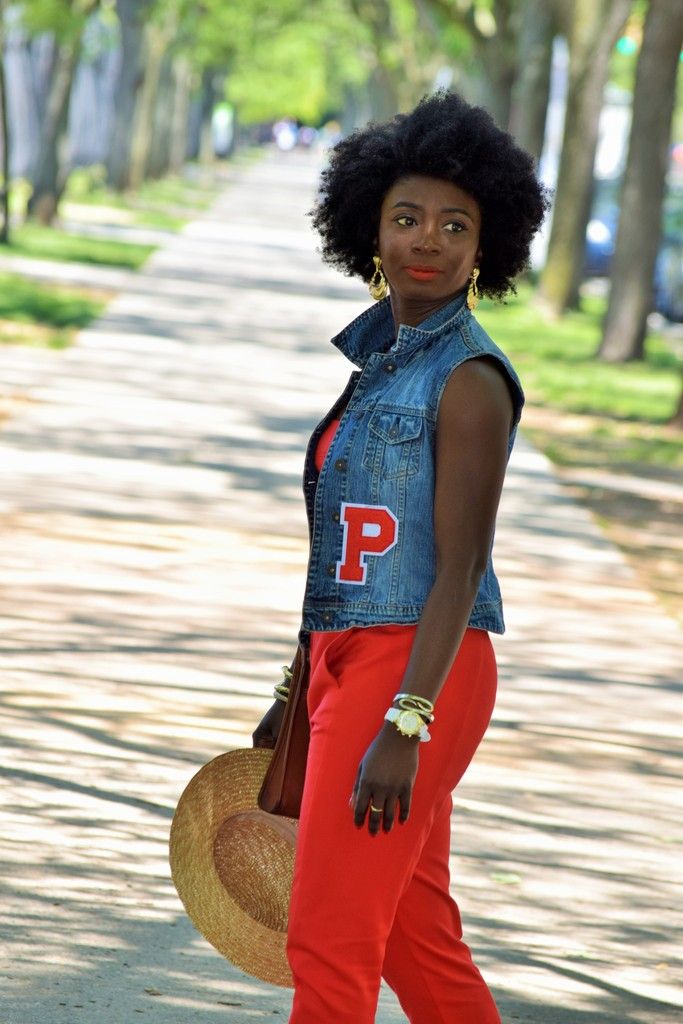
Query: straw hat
[[169, 747, 297, 987]]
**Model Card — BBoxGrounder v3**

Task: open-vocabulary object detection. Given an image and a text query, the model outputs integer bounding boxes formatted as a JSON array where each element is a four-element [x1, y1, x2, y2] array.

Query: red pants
[[287, 625, 501, 1024]]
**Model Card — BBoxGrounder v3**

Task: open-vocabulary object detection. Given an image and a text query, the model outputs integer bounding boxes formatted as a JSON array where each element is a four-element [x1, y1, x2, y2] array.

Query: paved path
[[1, 150, 681, 1024]]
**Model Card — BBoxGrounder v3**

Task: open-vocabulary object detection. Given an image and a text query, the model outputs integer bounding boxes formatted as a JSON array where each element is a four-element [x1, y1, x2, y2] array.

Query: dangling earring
[[466, 266, 480, 311], [369, 255, 388, 301]]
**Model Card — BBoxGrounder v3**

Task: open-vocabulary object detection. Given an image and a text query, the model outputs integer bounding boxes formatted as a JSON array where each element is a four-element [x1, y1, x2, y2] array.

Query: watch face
[[399, 710, 421, 734]]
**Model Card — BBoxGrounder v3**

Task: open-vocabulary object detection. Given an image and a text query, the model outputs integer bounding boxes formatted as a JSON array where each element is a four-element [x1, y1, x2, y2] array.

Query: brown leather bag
[[257, 643, 310, 819]]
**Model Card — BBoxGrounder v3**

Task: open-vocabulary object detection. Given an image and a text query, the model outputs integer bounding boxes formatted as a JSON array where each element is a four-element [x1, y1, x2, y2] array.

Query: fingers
[[351, 788, 407, 835], [398, 787, 411, 825]]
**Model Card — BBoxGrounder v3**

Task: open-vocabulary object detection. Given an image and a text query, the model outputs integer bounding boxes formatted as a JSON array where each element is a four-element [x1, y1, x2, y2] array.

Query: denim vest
[[299, 290, 524, 641]]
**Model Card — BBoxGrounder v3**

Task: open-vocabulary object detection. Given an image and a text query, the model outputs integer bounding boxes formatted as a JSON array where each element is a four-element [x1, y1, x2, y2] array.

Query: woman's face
[[377, 175, 481, 309]]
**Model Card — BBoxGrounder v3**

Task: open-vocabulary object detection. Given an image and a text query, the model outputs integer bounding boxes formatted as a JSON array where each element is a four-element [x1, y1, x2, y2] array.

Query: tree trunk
[[598, 0, 683, 362], [0, 0, 10, 244], [128, 17, 168, 190], [508, 0, 556, 162], [538, 0, 631, 316], [477, 44, 516, 129], [145, 49, 173, 179], [670, 370, 683, 429], [106, 0, 152, 191], [198, 66, 218, 165], [26, 31, 84, 224], [168, 55, 192, 174], [367, 64, 400, 121]]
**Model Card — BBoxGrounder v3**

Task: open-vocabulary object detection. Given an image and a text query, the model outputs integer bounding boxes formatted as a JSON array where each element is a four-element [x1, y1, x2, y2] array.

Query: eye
[[395, 215, 416, 226], [445, 221, 466, 233]]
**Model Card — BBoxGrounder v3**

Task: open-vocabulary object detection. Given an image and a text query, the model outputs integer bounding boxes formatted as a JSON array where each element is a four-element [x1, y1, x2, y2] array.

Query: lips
[[405, 266, 443, 281]]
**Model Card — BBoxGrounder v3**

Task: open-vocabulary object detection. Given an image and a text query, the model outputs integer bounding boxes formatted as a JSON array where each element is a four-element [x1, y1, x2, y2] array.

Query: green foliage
[[225, 9, 368, 123], [8, 223, 155, 268], [477, 286, 682, 471], [478, 288, 680, 424], [17, 0, 103, 42], [0, 270, 104, 347], [61, 164, 217, 226]]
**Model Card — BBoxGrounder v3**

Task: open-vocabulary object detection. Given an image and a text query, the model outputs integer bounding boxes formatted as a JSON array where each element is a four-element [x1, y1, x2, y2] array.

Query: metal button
[[334, 458, 347, 471], [389, 426, 398, 438], [322, 612, 333, 623], [326, 564, 336, 577], [332, 511, 340, 522], [384, 361, 396, 373]]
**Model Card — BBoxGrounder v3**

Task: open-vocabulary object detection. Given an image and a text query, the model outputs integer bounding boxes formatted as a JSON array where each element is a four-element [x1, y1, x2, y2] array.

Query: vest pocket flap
[[368, 410, 423, 444]]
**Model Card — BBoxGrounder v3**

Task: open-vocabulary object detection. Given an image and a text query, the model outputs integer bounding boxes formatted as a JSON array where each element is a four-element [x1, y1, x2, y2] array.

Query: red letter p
[[336, 502, 399, 585]]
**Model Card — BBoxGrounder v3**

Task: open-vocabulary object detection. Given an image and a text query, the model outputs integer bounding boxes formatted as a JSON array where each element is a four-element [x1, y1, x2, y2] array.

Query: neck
[[389, 290, 466, 330]]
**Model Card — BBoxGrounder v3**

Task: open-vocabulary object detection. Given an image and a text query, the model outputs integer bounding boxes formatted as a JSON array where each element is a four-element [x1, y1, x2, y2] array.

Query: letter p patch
[[336, 502, 398, 585]]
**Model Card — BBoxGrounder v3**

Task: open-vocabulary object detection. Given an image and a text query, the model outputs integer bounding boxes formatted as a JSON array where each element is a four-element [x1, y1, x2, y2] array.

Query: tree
[[106, 0, 153, 190], [0, 0, 10, 243], [508, 0, 558, 163], [126, 7, 176, 189], [598, 0, 683, 362], [426, 0, 519, 128], [22, 0, 100, 223], [538, 0, 632, 316], [671, 370, 683, 429]]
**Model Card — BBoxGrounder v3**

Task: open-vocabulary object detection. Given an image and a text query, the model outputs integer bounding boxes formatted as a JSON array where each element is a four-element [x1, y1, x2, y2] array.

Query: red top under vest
[[315, 418, 341, 472]]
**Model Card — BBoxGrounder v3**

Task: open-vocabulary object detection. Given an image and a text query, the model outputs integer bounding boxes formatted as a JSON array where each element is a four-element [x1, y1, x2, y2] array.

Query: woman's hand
[[252, 699, 286, 749], [351, 722, 420, 835]]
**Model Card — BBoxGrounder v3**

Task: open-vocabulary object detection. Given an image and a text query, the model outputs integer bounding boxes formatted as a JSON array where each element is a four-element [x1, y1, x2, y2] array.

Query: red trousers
[[287, 624, 501, 1024]]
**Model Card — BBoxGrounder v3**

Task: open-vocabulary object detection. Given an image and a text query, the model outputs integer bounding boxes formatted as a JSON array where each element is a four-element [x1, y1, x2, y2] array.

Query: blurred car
[[583, 179, 683, 322], [654, 194, 683, 321]]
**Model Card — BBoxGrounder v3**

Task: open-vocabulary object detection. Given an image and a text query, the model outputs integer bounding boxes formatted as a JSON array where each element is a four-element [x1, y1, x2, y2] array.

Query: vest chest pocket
[[362, 410, 423, 480]]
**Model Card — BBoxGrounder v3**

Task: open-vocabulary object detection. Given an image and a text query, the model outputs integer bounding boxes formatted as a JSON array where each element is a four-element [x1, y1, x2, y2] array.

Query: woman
[[253, 91, 547, 1023]]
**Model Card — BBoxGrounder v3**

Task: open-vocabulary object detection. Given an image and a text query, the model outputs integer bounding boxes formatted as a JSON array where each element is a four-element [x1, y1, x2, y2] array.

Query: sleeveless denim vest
[[299, 290, 524, 641]]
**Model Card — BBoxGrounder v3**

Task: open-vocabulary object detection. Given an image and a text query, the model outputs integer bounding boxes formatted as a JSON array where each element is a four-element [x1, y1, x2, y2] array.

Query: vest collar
[[331, 289, 471, 368]]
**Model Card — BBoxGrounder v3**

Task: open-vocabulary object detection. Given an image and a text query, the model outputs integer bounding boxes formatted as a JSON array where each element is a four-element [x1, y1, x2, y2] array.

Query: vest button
[[384, 361, 396, 372], [332, 511, 340, 522], [326, 563, 336, 577], [322, 612, 333, 623], [389, 426, 398, 438], [334, 458, 347, 471]]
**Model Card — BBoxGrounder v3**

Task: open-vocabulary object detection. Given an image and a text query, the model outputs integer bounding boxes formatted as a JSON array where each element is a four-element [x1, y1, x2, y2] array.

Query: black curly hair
[[311, 91, 549, 301]]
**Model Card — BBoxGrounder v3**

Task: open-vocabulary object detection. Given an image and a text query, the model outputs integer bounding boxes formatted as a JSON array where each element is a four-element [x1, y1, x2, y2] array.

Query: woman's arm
[[351, 357, 514, 833], [393, 356, 514, 705]]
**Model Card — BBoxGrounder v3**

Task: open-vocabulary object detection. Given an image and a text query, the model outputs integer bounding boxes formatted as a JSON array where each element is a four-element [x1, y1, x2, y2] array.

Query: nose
[[411, 218, 440, 253]]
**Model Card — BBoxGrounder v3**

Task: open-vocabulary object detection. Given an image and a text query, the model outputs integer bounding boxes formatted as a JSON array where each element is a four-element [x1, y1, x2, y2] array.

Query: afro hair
[[311, 91, 549, 301]]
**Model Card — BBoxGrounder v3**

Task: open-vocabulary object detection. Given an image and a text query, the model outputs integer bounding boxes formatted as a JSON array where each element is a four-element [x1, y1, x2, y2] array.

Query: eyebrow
[[391, 200, 475, 221]]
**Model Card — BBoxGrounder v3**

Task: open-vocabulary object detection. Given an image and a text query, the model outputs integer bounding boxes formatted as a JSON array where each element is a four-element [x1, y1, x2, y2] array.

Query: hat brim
[[169, 747, 296, 987]]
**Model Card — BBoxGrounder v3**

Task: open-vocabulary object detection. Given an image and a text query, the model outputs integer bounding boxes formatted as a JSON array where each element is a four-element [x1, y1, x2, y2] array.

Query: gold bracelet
[[281, 665, 294, 682], [393, 692, 434, 713], [274, 681, 290, 703]]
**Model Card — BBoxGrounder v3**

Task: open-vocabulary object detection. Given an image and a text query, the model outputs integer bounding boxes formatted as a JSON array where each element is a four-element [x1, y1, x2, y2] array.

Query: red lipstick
[[405, 266, 442, 281]]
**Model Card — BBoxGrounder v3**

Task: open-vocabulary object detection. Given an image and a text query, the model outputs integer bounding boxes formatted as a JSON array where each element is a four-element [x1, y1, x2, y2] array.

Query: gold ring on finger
[[369, 804, 383, 814]]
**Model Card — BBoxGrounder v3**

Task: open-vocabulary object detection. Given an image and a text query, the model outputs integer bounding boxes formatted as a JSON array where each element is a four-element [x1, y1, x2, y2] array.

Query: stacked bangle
[[393, 692, 434, 722], [384, 692, 435, 742], [273, 665, 294, 703]]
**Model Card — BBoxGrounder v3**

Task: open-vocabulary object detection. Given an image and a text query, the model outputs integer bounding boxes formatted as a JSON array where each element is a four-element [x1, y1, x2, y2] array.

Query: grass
[[477, 286, 682, 471], [63, 164, 219, 229], [0, 271, 105, 348], [478, 285, 683, 624], [5, 222, 155, 270], [9, 164, 220, 232]]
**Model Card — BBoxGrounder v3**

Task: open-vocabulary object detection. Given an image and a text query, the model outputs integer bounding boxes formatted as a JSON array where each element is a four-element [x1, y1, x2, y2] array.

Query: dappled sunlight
[[1, 151, 681, 1022]]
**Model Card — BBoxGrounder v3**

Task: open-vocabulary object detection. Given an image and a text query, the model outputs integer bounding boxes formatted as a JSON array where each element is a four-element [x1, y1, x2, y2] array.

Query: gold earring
[[369, 256, 388, 301], [466, 266, 480, 311]]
